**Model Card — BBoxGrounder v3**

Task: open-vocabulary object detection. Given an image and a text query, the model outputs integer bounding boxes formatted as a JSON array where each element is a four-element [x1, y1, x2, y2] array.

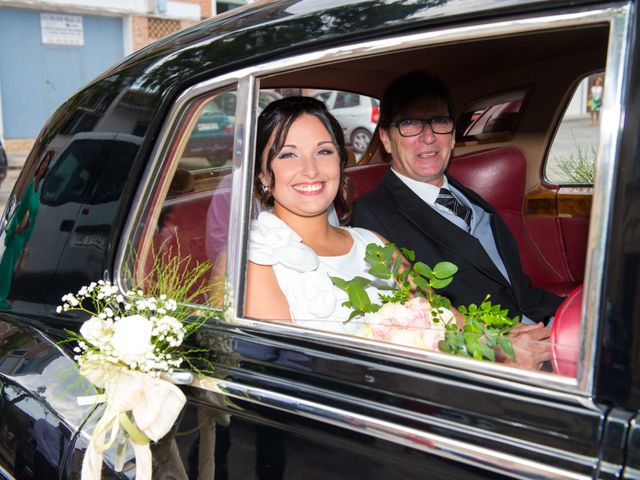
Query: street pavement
[[0, 117, 599, 217], [1, 151, 27, 216]]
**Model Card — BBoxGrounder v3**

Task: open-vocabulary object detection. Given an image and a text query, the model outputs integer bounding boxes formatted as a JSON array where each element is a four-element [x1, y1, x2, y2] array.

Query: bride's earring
[[261, 184, 270, 195]]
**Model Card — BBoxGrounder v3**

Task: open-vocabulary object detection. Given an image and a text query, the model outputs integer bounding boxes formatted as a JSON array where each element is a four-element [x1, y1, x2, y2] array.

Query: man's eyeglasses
[[390, 117, 454, 137]]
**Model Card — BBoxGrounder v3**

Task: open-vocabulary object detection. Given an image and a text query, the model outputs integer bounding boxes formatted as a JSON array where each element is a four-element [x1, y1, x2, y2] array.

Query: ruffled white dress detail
[[249, 211, 392, 334]]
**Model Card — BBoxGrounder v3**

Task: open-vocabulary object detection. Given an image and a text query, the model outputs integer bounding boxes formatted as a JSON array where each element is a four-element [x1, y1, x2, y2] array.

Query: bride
[[245, 96, 393, 333], [244, 96, 551, 371]]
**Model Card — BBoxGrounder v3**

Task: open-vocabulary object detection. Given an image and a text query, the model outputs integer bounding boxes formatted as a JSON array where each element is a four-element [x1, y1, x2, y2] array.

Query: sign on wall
[[40, 13, 84, 46]]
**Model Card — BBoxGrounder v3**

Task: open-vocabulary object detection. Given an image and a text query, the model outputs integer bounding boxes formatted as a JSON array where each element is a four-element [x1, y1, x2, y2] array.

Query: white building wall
[[0, 0, 200, 19]]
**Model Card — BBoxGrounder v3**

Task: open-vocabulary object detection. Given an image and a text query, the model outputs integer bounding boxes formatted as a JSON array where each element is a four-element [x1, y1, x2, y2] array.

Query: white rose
[[79, 317, 107, 345], [111, 314, 154, 364], [422, 325, 446, 351], [389, 329, 427, 349], [377, 302, 411, 325]]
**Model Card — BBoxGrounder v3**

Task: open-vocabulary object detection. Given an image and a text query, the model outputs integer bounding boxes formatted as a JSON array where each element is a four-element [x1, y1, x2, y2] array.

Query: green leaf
[[379, 244, 394, 263], [351, 276, 373, 287], [344, 309, 363, 324], [413, 276, 429, 289], [479, 343, 496, 361], [429, 277, 453, 289], [432, 261, 458, 279], [330, 276, 348, 289], [347, 282, 372, 312], [438, 339, 451, 353], [365, 243, 382, 256], [400, 247, 415, 262], [392, 255, 403, 277], [369, 264, 392, 279], [413, 262, 432, 278], [497, 336, 516, 360]]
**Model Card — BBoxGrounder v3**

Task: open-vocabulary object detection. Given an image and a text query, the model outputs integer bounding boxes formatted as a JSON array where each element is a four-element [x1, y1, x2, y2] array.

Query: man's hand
[[504, 322, 551, 371]]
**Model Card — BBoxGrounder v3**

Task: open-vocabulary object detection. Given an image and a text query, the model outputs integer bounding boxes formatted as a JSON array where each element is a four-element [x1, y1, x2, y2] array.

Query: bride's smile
[[260, 113, 341, 219]]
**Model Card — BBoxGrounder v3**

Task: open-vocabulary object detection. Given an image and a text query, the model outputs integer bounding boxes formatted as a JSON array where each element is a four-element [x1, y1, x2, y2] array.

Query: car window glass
[[311, 89, 379, 158], [134, 91, 241, 309], [334, 92, 360, 109], [456, 88, 528, 144], [545, 73, 602, 184], [42, 138, 140, 206]]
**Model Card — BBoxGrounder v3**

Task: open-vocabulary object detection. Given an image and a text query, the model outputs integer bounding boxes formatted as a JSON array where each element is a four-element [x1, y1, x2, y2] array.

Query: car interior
[[136, 20, 608, 378]]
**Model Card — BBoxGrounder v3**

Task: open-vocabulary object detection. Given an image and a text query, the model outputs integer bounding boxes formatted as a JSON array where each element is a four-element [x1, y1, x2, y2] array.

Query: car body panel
[[0, 1, 638, 478]]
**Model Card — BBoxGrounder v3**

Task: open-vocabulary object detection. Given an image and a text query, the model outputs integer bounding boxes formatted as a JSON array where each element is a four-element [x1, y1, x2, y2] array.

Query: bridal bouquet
[[59, 248, 214, 480], [332, 243, 519, 361]]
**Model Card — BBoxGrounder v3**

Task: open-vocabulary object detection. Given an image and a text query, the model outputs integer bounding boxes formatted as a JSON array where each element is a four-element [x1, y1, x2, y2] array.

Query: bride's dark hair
[[254, 96, 354, 224]]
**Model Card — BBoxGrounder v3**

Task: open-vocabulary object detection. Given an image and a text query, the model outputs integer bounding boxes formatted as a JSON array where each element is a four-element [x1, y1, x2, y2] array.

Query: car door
[[107, 3, 639, 478]]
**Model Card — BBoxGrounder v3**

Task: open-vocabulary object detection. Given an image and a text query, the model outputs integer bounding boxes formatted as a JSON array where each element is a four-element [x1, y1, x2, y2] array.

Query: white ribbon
[[79, 366, 186, 480]]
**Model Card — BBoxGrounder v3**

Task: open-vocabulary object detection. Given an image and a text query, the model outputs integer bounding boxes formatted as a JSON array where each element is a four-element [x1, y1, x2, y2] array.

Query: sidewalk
[[1, 151, 29, 214]]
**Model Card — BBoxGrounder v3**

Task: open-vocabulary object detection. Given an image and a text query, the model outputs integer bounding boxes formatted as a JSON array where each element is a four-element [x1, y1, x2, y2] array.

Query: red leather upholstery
[[155, 191, 212, 266], [448, 148, 578, 295], [345, 147, 583, 297], [550, 285, 583, 377], [448, 147, 524, 214], [345, 162, 389, 198]]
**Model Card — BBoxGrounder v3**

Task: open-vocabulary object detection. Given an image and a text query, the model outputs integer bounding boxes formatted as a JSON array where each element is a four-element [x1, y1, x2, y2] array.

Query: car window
[[132, 91, 239, 309], [545, 73, 602, 185], [334, 92, 360, 109], [212, 90, 281, 117], [311, 89, 379, 158], [42, 138, 140, 206], [456, 88, 528, 144]]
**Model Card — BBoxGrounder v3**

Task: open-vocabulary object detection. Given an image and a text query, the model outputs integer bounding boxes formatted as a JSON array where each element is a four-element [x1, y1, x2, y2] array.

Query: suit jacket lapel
[[382, 172, 510, 287]]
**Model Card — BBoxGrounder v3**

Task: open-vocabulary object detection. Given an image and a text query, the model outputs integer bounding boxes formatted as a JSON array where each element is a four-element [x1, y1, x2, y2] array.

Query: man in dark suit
[[352, 72, 563, 368]]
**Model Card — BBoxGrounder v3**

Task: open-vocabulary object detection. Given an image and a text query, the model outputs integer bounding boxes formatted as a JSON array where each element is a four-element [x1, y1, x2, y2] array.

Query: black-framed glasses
[[391, 117, 454, 137]]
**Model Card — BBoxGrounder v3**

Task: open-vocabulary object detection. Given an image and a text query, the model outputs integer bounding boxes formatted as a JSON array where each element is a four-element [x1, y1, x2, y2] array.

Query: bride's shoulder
[[347, 226, 387, 246], [249, 212, 319, 271]]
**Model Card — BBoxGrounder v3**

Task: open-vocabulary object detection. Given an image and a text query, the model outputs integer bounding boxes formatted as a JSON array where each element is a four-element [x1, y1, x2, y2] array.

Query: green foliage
[[331, 243, 457, 320], [551, 134, 597, 184], [438, 295, 519, 361], [332, 243, 519, 362]]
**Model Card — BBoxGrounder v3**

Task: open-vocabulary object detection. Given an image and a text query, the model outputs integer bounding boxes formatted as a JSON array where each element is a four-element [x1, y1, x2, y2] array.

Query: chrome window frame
[[116, 3, 631, 399]]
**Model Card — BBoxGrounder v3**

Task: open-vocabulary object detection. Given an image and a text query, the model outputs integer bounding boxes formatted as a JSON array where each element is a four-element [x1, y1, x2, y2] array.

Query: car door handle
[[60, 220, 74, 232]]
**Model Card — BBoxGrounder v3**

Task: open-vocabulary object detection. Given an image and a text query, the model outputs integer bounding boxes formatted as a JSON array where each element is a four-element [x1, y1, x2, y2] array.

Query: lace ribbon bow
[[78, 365, 186, 480]]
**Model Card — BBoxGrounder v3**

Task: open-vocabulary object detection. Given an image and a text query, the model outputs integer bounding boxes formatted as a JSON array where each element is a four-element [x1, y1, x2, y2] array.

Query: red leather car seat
[[447, 147, 578, 296], [550, 285, 583, 377], [345, 147, 579, 296], [345, 162, 389, 198]]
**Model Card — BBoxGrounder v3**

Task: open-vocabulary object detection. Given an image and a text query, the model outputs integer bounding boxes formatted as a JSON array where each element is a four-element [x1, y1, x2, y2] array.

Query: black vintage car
[[1, 0, 639, 478]]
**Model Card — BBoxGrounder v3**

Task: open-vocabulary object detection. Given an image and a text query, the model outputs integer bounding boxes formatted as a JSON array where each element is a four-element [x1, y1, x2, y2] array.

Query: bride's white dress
[[249, 211, 392, 334]]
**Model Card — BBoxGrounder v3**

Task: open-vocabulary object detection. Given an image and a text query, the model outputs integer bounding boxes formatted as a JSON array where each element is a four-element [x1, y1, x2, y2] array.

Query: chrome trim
[[193, 375, 592, 480], [115, 4, 629, 402], [0, 464, 15, 480], [579, 3, 631, 394], [228, 76, 258, 319], [622, 466, 640, 480], [228, 316, 599, 405]]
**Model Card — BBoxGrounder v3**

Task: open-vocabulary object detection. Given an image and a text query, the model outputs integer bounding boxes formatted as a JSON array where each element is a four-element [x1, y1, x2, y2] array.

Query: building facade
[[0, 0, 249, 150]]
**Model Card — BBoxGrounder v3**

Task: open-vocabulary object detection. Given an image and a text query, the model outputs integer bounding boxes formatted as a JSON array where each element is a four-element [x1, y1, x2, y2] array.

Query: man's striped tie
[[435, 188, 472, 228]]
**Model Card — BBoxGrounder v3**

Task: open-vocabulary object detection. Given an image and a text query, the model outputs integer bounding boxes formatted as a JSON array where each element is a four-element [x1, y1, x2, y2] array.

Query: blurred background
[[0, 0, 258, 212]]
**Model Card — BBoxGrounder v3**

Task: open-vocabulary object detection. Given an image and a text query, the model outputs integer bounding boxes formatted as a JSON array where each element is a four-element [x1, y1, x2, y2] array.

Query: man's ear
[[379, 128, 392, 154]]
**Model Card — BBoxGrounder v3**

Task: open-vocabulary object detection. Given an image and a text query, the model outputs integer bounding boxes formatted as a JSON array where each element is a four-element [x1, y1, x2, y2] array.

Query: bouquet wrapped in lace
[[59, 251, 214, 480]]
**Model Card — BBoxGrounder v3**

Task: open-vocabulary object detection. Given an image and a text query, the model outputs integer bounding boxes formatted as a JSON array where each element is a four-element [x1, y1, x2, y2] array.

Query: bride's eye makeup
[[317, 147, 336, 156], [276, 149, 297, 160]]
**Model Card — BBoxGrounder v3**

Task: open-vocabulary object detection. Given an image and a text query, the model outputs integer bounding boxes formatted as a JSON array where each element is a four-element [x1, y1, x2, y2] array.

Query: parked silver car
[[313, 90, 379, 154]]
